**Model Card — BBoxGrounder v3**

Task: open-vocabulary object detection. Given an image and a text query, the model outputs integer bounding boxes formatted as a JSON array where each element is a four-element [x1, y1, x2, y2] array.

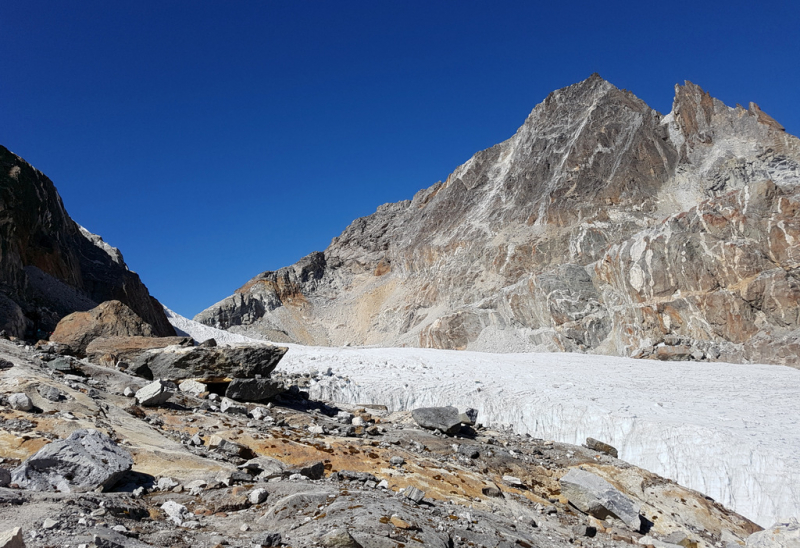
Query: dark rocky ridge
[[196, 75, 800, 366], [0, 145, 175, 339]]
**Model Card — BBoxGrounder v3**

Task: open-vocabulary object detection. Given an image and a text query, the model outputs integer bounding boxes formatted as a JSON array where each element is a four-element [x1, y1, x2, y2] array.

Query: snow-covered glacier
[[167, 310, 800, 527]]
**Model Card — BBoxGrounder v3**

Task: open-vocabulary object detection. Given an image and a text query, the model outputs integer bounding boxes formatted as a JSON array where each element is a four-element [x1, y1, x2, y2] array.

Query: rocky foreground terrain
[[5, 312, 798, 548], [196, 75, 800, 367]]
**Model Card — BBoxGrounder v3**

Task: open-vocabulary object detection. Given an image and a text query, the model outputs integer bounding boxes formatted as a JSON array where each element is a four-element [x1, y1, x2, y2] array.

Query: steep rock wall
[[0, 146, 174, 338]]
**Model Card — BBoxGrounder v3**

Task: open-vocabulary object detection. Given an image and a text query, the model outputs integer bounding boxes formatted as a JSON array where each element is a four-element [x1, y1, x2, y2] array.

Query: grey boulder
[[411, 406, 461, 435], [560, 468, 641, 531], [0, 467, 10, 487], [128, 344, 287, 381], [135, 379, 173, 407], [7, 393, 32, 411], [225, 377, 285, 402], [11, 429, 133, 492], [585, 437, 619, 458]]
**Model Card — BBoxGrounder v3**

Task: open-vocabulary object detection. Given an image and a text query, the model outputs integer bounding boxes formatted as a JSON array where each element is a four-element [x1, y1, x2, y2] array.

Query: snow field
[[167, 310, 800, 527]]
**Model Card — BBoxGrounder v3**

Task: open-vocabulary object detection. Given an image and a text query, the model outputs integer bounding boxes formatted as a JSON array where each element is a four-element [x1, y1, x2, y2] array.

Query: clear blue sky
[[2, 1, 798, 317]]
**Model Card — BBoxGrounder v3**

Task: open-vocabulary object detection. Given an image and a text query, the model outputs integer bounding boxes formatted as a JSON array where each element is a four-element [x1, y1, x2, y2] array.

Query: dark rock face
[[196, 76, 800, 366], [0, 146, 174, 339]]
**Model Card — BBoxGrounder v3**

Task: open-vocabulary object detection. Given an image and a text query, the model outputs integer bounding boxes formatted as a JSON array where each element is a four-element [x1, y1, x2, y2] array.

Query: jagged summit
[[196, 77, 800, 366]]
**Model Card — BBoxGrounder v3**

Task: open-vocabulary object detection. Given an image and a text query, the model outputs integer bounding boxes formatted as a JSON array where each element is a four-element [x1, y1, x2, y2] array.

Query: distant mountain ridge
[[196, 75, 800, 365], [0, 145, 174, 338]]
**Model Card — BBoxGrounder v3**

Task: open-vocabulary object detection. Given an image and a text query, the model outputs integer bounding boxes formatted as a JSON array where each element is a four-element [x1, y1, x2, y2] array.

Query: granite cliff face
[[196, 75, 800, 365], [0, 146, 175, 338]]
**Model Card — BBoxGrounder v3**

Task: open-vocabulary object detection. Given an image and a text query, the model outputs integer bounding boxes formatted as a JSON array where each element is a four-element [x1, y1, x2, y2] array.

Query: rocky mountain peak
[[196, 77, 800, 366]]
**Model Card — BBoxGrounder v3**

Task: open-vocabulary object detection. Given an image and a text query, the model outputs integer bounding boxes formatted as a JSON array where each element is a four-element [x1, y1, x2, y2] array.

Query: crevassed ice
[[168, 309, 800, 527]]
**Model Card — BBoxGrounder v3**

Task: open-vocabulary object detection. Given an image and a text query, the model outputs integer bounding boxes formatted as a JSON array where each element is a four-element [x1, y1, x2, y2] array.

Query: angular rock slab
[[135, 379, 173, 406], [129, 344, 287, 381], [225, 377, 285, 402], [411, 406, 461, 435], [560, 468, 641, 531], [11, 429, 133, 492]]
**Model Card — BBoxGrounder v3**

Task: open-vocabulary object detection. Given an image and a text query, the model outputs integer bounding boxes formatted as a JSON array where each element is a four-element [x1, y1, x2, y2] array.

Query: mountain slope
[[196, 75, 800, 365], [0, 145, 175, 338]]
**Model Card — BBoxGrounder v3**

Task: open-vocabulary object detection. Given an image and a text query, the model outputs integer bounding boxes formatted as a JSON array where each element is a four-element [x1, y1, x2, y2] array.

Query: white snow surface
[[167, 309, 800, 527]]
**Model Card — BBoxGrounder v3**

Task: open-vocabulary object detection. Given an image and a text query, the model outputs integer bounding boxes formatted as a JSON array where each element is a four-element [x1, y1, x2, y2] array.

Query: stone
[[86, 335, 192, 364], [250, 406, 270, 420], [225, 377, 284, 402], [288, 460, 324, 480], [0, 358, 13, 370], [257, 532, 283, 547], [586, 437, 619, 458], [459, 407, 479, 425], [161, 500, 191, 525], [128, 344, 287, 382], [560, 468, 642, 531], [8, 393, 33, 411], [207, 435, 250, 458], [503, 475, 524, 487], [220, 397, 248, 414], [11, 428, 133, 492], [390, 456, 405, 466], [249, 487, 269, 505], [457, 444, 480, 458], [45, 356, 78, 372], [482, 485, 502, 497], [178, 379, 207, 396], [411, 406, 461, 435], [0, 468, 10, 488], [199, 338, 217, 347], [0, 527, 25, 548], [134, 379, 173, 406], [157, 477, 180, 491], [37, 385, 63, 402], [123, 386, 135, 397], [321, 528, 362, 548], [403, 486, 425, 503], [50, 301, 159, 357], [745, 517, 800, 547], [41, 518, 58, 530]]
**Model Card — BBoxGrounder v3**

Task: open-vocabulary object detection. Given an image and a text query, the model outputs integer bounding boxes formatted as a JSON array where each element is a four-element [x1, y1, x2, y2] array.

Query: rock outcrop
[[0, 146, 174, 339], [49, 300, 162, 357], [196, 75, 800, 366]]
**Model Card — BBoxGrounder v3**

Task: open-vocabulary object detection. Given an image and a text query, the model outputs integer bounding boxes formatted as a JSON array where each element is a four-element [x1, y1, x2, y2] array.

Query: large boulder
[[560, 468, 642, 530], [128, 344, 287, 381], [411, 406, 462, 435], [50, 301, 157, 357], [85, 335, 193, 365], [11, 429, 133, 492], [225, 377, 285, 402]]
